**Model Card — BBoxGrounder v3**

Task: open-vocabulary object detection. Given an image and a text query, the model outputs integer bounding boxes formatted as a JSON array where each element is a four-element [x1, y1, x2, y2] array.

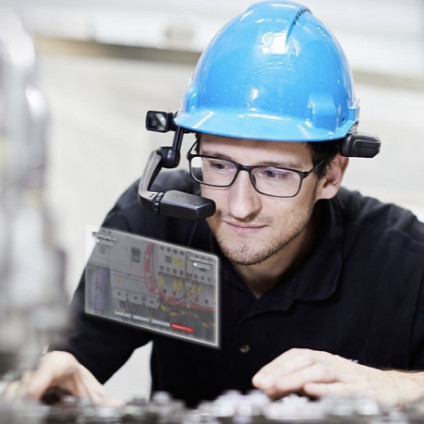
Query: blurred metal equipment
[[0, 7, 67, 378]]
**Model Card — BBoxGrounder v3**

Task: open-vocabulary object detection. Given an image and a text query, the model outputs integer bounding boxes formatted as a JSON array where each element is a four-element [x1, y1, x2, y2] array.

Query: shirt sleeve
[[410, 272, 424, 370], [51, 171, 199, 383], [51, 181, 154, 384]]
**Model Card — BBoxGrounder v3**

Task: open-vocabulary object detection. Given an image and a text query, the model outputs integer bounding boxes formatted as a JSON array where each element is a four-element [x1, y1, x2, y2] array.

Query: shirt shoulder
[[334, 187, 424, 244]]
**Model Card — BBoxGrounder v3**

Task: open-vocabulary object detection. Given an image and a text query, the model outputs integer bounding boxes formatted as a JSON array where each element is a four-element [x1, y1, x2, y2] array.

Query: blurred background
[[2, 0, 424, 402]]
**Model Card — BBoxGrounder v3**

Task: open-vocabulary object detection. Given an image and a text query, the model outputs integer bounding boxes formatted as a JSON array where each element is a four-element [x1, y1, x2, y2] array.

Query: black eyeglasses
[[187, 142, 322, 198]]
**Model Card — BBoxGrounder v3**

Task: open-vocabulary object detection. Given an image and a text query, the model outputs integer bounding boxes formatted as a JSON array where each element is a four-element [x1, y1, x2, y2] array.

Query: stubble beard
[[208, 207, 314, 266]]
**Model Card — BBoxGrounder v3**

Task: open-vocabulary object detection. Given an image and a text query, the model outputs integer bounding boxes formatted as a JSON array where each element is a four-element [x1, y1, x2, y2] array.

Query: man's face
[[199, 134, 326, 266]]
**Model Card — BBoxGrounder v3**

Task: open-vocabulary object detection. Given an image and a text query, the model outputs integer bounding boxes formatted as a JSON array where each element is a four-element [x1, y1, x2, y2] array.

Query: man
[[4, 0, 424, 408]]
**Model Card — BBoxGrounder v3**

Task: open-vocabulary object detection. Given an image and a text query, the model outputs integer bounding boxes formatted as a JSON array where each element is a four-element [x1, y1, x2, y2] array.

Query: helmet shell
[[175, 1, 359, 142]]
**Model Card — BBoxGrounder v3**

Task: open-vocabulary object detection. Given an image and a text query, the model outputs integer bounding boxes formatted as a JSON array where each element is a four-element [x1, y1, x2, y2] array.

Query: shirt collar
[[292, 197, 343, 302]]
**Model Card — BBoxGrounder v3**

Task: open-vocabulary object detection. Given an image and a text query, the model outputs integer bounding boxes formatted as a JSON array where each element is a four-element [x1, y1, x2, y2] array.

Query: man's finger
[[303, 381, 355, 398], [253, 361, 338, 398], [253, 348, 316, 380]]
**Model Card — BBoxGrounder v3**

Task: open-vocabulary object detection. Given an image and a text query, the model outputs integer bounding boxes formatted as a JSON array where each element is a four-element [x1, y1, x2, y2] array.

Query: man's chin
[[219, 245, 268, 266]]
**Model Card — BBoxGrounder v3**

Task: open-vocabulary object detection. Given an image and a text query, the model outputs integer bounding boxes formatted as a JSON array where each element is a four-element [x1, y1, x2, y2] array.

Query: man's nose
[[227, 170, 261, 219]]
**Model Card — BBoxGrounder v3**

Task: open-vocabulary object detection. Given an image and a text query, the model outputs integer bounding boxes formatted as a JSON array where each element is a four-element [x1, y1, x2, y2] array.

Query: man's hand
[[252, 348, 424, 407], [1, 351, 123, 407]]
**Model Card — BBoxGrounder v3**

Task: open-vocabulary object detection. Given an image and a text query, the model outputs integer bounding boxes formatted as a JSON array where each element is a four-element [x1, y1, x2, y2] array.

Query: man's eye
[[260, 168, 291, 180], [208, 160, 231, 171]]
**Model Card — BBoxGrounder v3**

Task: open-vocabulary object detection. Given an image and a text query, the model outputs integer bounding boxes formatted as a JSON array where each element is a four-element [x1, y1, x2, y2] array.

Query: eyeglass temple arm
[[138, 113, 216, 220]]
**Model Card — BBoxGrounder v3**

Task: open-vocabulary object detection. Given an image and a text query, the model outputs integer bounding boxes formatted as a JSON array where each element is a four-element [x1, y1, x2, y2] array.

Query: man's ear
[[316, 154, 349, 200]]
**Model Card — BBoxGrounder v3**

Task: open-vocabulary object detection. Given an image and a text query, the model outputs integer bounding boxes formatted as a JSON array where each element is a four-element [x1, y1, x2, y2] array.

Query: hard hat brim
[[175, 108, 357, 142]]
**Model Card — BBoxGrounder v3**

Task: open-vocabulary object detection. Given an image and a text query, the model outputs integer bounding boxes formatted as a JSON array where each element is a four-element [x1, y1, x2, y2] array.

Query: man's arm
[[2, 351, 123, 406], [252, 348, 424, 407]]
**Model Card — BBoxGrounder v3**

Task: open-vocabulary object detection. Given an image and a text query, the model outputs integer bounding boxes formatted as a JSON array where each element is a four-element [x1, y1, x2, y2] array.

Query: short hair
[[307, 140, 341, 178]]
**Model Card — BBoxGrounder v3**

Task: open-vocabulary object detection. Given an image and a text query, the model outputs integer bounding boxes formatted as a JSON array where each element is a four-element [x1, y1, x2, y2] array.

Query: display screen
[[85, 227, 220, 347]]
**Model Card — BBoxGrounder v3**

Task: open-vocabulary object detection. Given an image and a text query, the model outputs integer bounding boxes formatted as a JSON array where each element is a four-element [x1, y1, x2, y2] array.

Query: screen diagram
[[85, 228, 220, 347]]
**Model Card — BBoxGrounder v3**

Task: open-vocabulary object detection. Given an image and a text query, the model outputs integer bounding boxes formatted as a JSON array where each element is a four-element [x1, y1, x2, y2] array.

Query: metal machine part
[[4, 389, 424, 423], [0, 6, 67, 383], [85, 227, 220, 347]]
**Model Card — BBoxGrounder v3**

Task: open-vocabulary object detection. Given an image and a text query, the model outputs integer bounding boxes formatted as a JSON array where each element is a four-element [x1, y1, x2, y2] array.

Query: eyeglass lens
[[189, 156, 303, 197]]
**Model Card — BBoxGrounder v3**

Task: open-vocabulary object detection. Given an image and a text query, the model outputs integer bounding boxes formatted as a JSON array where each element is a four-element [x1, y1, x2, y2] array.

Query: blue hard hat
[[174, 1, 359, 142]]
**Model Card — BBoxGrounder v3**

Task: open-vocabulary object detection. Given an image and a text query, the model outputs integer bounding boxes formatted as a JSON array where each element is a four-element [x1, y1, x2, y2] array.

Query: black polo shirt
[[61, 170, 424, 407]]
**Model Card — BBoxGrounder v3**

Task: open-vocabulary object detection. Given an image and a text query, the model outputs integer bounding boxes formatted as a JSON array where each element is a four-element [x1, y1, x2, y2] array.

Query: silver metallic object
[[0, 5, 67, 384]]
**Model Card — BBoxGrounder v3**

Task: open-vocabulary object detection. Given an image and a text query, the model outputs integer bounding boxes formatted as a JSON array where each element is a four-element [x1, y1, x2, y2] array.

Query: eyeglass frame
[[186, 141, 324, 198]]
